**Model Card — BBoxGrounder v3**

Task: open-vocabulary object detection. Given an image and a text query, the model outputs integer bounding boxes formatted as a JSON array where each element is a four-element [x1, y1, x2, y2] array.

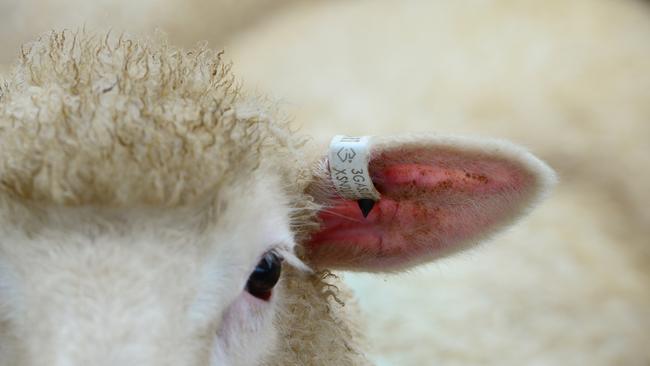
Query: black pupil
[[246, 251, 282, 300]]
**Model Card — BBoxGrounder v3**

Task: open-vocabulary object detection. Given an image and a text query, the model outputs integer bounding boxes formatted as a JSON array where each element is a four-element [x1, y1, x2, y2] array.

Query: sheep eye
[[246, 251, 283, 301]]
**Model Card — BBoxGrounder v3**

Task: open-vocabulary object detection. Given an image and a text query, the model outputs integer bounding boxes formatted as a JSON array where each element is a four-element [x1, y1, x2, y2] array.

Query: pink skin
[[307, 148, 529, 271]]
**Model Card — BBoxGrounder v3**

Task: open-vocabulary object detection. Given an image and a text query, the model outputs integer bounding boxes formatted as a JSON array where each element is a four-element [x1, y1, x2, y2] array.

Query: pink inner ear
[[306, 148, 534, 272]]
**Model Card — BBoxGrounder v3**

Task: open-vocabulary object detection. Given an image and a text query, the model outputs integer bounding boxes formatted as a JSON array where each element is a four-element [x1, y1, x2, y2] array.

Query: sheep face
[[0, 172, 298, 366], [0, 30, 555, 365], [0, 30, 331, 366]]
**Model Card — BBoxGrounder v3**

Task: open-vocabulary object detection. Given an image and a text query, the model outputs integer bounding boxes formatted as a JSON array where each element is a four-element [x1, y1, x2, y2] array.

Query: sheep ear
[[303, 135, 556, 272]]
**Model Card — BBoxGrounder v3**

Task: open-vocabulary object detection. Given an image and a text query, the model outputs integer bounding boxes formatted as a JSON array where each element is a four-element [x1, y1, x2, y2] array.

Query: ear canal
[[303, 135, 556, 272]]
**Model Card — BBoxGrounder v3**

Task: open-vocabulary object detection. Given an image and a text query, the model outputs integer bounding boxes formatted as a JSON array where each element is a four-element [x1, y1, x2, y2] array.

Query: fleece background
[[1, 1, 649, 365]]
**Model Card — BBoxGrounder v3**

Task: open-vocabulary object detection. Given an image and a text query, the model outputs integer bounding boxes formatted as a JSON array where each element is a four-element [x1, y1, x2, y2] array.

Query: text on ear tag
[[328, 135, 381, 201]]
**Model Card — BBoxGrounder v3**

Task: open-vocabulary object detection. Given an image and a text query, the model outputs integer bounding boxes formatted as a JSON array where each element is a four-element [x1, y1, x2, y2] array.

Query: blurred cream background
[[1, 1, 649, 365]]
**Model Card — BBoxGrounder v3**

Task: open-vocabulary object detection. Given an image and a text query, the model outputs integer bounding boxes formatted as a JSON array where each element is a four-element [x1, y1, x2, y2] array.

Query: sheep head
[[0, 30, 555, 366]]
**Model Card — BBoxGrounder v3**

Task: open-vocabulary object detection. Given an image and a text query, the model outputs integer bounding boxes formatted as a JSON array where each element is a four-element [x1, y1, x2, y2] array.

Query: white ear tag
[[328, 135, 381, 200]]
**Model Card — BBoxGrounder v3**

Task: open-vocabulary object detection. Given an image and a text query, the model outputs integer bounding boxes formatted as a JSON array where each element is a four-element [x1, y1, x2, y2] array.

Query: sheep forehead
[[0, 30, 299, 206], [0, 172, 295, 279], [0, 176, 295, 362]]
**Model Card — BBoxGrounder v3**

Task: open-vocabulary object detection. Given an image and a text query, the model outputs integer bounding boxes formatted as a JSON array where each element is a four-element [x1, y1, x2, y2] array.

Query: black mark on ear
[[357, 199, 376, 218]]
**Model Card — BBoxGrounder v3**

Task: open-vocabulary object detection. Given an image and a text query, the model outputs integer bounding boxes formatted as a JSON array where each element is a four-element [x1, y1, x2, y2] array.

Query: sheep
[[2, 1, 648, 364], [0, 30, 554, 365]]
